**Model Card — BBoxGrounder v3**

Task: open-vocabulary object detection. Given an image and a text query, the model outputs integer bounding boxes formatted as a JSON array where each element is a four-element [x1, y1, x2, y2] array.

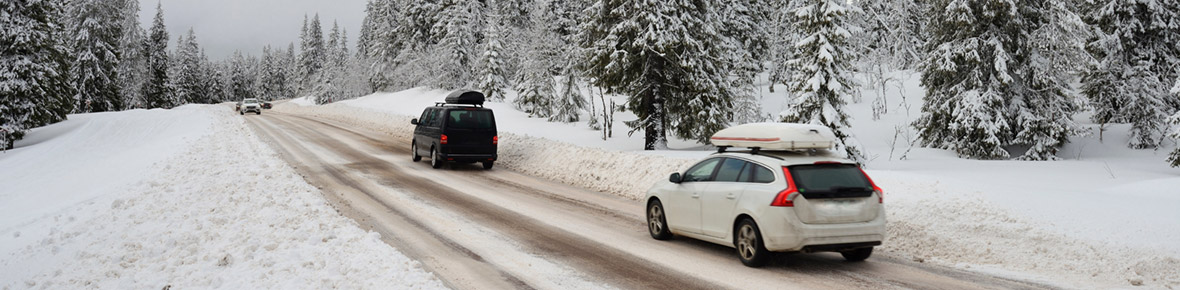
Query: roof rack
[[435, 102, 483, 108], [714, 146, 785, 160]]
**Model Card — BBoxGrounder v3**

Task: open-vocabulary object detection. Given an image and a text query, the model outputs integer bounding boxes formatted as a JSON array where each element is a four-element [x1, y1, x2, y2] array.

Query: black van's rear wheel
[[430, 147, 443, 169], [482, 161, 494, 170], [411, 141, 421, 162]]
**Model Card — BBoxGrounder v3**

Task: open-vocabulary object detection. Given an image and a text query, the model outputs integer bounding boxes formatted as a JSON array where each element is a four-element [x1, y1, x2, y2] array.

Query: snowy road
[[244, 110, 1056, 290]]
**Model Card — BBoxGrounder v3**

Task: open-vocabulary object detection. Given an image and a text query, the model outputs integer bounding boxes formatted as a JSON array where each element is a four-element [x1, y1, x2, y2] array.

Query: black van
[[410, 90, 498, 169]]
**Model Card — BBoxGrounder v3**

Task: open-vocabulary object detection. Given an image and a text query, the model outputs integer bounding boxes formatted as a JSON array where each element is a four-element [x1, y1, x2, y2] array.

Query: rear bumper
[[438, 152, 497, 162], [439, 145, 497, 162], [759, 207, 886, 252]]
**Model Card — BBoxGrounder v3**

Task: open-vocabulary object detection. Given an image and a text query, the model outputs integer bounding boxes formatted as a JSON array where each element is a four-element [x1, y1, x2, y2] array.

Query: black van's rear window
[[788, 163, 872, 192], [447, 110, 494, 129]]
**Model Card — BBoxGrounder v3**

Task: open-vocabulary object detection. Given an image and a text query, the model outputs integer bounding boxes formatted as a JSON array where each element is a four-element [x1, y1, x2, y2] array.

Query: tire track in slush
[[247, 114, 533, 290]]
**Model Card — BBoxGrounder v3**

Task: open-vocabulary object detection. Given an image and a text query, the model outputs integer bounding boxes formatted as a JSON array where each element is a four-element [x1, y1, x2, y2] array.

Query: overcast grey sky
[[137, 0, 367, 60]]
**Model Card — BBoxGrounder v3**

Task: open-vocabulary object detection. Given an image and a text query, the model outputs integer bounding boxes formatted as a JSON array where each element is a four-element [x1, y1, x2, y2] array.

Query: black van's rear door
[[443, 109, 497, 155]]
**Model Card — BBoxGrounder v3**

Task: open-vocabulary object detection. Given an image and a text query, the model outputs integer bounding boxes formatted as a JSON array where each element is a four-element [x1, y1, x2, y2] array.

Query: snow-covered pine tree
[[116, 0, 146, 109], [581, 0, 738, 149], [718, 0, 771, 124], [1, 0, 75, 149], [68, 0, 125, 113], [478, 10, 509, 102], [1081, 0, 1180, 149], [196, 49, 225, 102], [547, 0, 589, 123], [549, 73, 586, 123], [171, 28, 207, 104], [432, 0, 484, 89], [299, 14, 326, 95], [1012, 1, 1084, 160], [513, 1, 562, 118], [916, 0, 1079, 160], [359, 0, 403, 91], [316, 21, 342, 104], [777, 0, 864, 161], [357, 0, 376, 59], [283, 43, 298, 98], [326, 21, 343, 69], [229, 51, 256, 100], [259, 45, 283, 100], [403, 1, 444, 50], [143, 1, 172, 108], [513, 54, 555, 118], [915, 0, 1017, 159]]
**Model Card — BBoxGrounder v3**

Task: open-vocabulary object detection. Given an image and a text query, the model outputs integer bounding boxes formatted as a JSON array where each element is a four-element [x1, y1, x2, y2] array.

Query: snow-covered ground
[[3, 69, 1178, 288], [0, 106, 444, 289], [281, 71, 1180, 289]]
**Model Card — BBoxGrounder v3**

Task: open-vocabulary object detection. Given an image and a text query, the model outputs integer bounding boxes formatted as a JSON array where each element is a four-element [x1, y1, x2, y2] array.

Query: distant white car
[[644, 123, 885, 267], [240, 98, 261, 115]]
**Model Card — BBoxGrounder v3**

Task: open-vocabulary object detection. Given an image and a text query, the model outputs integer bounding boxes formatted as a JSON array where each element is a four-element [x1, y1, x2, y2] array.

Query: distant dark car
[[262, 101, 272, 109], [410, 90, 498, 169]]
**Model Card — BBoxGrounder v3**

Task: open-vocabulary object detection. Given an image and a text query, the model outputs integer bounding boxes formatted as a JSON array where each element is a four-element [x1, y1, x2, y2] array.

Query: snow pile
[[276, 101, 697, 199], [0, 106, 445, 289], [876, 172, 1180, 288], [0, 107, 213, 229]]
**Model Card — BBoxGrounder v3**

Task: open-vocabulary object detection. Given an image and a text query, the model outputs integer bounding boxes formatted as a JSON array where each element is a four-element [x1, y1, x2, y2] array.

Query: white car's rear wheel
[[647, 200, 672, 240], [736, 218, 770, 267]]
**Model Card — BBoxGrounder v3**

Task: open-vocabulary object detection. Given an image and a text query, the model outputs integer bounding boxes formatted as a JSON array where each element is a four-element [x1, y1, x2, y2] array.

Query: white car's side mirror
[[669, 173, 682, 184]]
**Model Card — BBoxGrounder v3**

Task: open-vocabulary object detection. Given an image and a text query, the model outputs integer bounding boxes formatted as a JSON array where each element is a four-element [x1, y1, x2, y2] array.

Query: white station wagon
[[645, 123, 886, 267]]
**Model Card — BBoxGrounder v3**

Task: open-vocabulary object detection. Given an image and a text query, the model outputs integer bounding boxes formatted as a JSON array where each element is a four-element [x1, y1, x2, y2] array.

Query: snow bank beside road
[[0, 105, 445, 289]]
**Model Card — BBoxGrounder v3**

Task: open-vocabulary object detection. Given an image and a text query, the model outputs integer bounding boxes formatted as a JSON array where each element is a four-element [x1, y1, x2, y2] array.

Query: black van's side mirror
[[669, 172, 682, 184], [410, 118, 419, 125]]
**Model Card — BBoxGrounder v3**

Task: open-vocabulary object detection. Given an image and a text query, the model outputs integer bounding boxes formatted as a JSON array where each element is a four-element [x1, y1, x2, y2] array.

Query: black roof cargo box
[[445, 90, 485, 106]]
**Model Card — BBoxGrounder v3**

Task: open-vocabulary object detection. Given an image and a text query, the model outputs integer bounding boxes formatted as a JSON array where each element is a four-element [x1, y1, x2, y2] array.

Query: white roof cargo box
[[710, 123, 837, 150]]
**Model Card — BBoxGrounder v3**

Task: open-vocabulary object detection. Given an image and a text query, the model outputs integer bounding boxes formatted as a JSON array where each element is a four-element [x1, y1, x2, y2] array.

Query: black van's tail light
[[859, 167, 884, 203], [441, 134, 448, 145], [770, 167, 798, 207], [492, 136, 498, 145]]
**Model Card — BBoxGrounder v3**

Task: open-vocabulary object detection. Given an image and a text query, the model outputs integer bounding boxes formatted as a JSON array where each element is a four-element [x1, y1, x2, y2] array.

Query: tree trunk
[[643, 54, 668, 150]]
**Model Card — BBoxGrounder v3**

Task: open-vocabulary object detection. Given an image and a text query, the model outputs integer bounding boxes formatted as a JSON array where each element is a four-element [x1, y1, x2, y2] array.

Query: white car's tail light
[[859, 167, 884, 204], [770, 167, 798, 207]]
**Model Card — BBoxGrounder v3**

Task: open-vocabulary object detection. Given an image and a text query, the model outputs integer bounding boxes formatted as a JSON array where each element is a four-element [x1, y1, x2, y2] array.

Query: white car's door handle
[[726, 194, 736, 200], [691, 194, 700, 199]]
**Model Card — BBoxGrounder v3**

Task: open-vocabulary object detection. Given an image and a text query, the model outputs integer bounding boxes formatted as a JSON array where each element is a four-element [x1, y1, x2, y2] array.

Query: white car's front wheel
[[736, 218, 770, 267], [647, 200, 672, 240]]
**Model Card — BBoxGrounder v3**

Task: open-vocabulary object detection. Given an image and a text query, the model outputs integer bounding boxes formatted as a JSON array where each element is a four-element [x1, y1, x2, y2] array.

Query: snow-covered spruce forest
[[4, 0, 1180, 165]]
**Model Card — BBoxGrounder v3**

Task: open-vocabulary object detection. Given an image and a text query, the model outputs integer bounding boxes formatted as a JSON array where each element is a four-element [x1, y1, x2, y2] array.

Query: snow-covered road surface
[[245, 109, 1056, 290]]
